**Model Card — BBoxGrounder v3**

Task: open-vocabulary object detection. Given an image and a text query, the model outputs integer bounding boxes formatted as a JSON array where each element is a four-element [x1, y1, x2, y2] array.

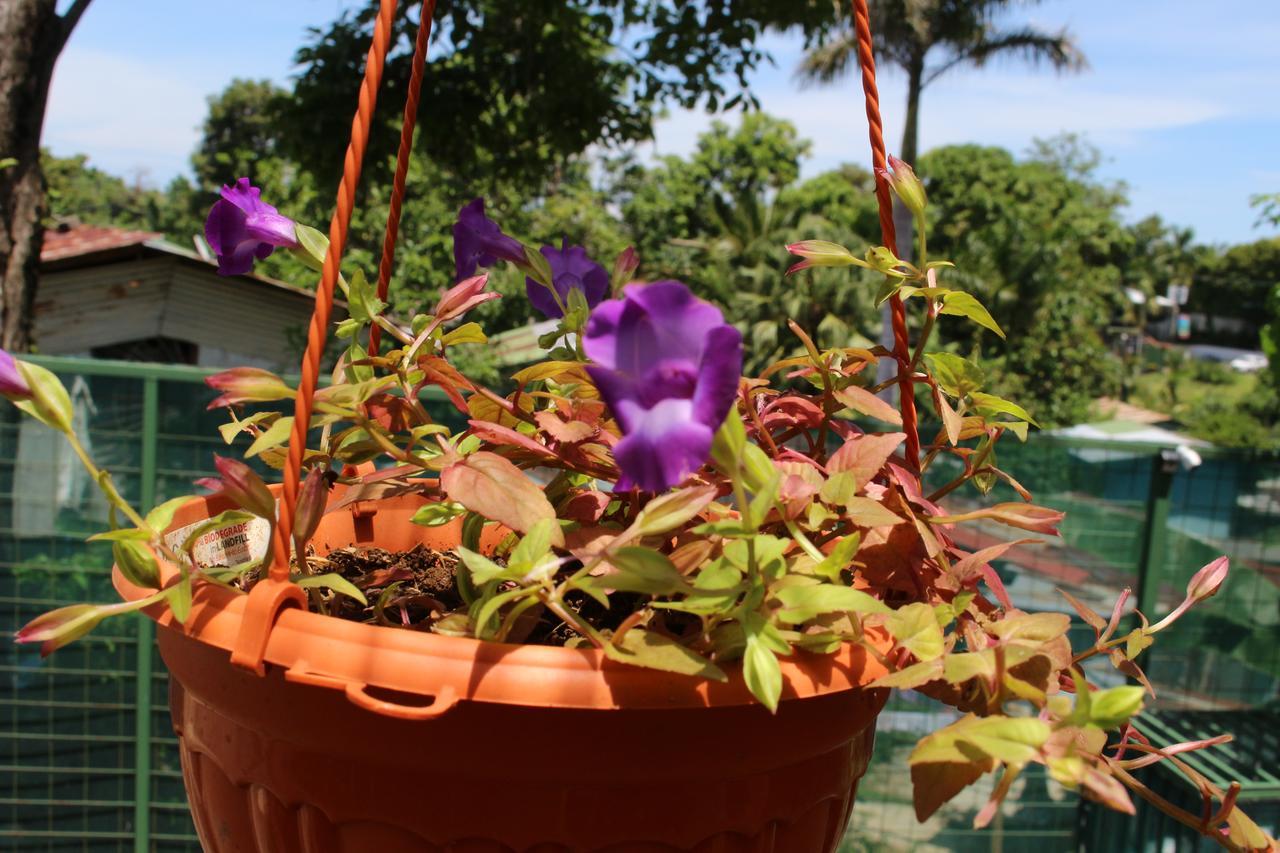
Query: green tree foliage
[[42, 151, 167, 230], [1190, 237, 1280, 345], [286, 1, 837, 192]]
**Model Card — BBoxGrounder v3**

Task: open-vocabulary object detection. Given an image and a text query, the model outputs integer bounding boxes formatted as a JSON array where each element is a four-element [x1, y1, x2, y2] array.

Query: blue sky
[[43, 0, 1280, 246]]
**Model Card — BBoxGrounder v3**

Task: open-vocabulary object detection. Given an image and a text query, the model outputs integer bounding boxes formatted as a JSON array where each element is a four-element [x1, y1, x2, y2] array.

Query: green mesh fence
[[2, 356, 1278, 851]]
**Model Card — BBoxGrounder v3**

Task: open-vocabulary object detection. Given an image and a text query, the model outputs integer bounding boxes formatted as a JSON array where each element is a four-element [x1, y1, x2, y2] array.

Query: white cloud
[[44, 49, 210, 184]]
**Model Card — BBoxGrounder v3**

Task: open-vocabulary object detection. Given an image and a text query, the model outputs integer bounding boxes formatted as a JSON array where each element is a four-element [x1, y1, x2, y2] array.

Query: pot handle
[[286, 669, 460, 720], [344, 682, 459, 720]]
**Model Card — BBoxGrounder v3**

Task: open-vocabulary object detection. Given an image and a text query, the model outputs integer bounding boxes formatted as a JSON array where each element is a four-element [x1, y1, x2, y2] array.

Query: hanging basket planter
[[114, 487, 889, 851], [11, 0, 1266, 849]]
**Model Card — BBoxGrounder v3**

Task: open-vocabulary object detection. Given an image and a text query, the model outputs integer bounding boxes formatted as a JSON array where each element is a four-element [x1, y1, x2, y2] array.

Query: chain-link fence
[[2, 356, 1278, 850]]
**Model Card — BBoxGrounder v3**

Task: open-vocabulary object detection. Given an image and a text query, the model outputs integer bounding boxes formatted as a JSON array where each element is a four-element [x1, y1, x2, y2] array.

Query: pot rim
[[114, 489, 890, 713]]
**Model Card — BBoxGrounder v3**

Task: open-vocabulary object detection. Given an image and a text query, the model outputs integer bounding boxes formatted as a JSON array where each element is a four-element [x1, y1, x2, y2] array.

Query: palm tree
[[798, 0, 1086, 169], [797, 0, 1085, 388]]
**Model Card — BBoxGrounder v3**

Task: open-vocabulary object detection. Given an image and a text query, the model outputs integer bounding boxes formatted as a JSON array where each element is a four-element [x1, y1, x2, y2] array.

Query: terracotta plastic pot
[[114, 489, 890, 852]]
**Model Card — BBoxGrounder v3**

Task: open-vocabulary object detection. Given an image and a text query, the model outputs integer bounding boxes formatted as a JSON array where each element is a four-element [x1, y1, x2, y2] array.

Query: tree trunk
[[876, 58, 925, 392], [0, 0, 67, 353]]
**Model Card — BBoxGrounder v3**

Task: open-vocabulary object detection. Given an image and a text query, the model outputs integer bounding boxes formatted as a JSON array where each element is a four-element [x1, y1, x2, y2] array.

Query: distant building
[[36, 224, 343, 370]]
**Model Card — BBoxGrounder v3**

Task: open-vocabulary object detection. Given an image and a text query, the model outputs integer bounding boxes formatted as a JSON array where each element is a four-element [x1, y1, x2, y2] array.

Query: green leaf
[[410, 501, 466, 527], [145, 497, 192, 534], [710, 410, 746, 473], [509, 518, 558, 570], [456, 546, 512, 585], [604, 628, 727, 682], [12, 361, 74, 433], [925, 353, 985, 399], [293, 224, 329, 270], [743, 634, 783, 712], [87, 527, 150, 543], [969, 392, 1039, 427], [943, 651, 997, 684], [741, 443, 778, 494], [869, 658, 945, 689], [295, 572, 368, 605], [910, 714, 1050, 768], [218, 411, 275, 445], [472, 586, 534, 639], [169, 575, 193, 624], [112, 540, 161, 588], [886, 602, 945, 661], [580, 547, 689, 596], [245, 416, 294, 458], [178, 509, 258, 553], [629, 485, 717, 536], [939, 292, 1005, 339], [1088, 685, 1145, 729], [441, 322, 487, 346], [811, 533, 860, 582], [774, 583, 888, 624]]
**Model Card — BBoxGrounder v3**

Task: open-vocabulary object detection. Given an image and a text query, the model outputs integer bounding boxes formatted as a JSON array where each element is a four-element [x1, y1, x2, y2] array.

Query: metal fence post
[[133, 376, 158, 853], [1135, 450, 1177, 622]]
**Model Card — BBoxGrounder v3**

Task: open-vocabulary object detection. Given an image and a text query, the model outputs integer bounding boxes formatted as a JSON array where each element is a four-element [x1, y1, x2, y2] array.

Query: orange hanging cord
[[369, 0, 438, 358], [268, 0, 407, 580], [850, 0, 921, 470]]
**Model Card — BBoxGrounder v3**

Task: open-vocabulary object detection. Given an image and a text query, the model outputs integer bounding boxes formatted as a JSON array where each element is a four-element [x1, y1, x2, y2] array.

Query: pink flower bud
[[434, 273, 499, 323], [1186, 556, 1228, 603], [293, 467, 329, 551], [16, 603, 110, 657], [611, 246, 640, 290], [208, 455, 276, 520], [878, 155, 927, 217], [0, 349, 31, 398], [784, 240, 863, 276], [205, 367, 295, 410]]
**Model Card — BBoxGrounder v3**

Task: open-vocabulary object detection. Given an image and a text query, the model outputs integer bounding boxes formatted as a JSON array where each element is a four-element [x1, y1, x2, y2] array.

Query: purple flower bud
[[204, 178, 299, 276], [526, 239, 609, 318], [203, 455, 276, 520], [205, 367, 295, 410], [584, 281, 742, 492], [452, 198, 525, 280], [0, 349, 31, 398]]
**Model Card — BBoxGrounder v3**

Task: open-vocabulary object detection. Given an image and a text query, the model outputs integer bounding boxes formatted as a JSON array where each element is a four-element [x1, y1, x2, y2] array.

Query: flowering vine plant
[[6, 162, 1274, 851]]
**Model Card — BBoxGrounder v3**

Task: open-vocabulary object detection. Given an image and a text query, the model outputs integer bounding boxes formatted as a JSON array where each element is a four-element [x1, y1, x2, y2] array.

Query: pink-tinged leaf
[[629, 485, 718, 536], [561, 490, 610, 524], [1109, 649, 1156, 696], [974, 765, 1021, 829], [418, 356, 474, 414], [835, 386, 903, 426], [440, 452, 563, 546], [1059, 588, 1107, 634], [1081, 766, 1135, 814], [828, 432, 907, 491], [844, 496, 904, 528], [935, 388, 962, 446], [930, 503, 1065, 535], [950, 539, 1039, 584], [534, 410, 597, 445], [980, 564, 1014, 609], [1101, 588, 1131, 644], [911, 761, 992, 822], [466, 420, 556, 459]]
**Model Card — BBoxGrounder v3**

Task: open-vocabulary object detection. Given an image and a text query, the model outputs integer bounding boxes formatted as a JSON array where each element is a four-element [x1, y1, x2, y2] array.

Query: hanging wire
[[851, 0, 921, 470], [270, 0, 403, 578], [369, 0, 438, 357]]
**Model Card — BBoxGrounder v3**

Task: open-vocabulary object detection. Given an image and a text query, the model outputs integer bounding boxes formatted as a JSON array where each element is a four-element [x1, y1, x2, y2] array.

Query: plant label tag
[[164, 516, 273, 568]]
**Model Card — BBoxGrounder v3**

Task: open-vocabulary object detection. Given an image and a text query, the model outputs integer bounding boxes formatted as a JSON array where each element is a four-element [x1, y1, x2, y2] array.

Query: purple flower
[[584, 281, 742, 491], [204, 178, 299, 276], [526, 239, 609, 318], [0, 349, 30, 398], [452, 198, 525, 280]]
